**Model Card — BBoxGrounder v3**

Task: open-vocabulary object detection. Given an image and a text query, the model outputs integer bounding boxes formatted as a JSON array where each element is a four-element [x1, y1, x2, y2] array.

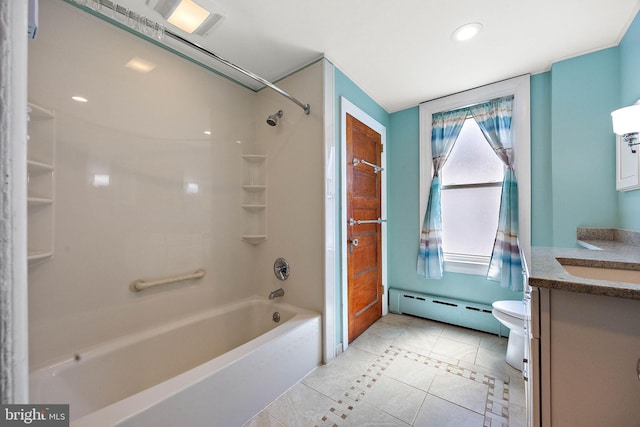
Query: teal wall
[[618, 12, 640, 230], [549, 47, 620, 246], [386, 108, 523, 306], [333, 11, 640, 344], [531, 16, 640, 244], [530, 72, 553, 246], [333, 65, 390, 344], [335, 68, 389, 130]]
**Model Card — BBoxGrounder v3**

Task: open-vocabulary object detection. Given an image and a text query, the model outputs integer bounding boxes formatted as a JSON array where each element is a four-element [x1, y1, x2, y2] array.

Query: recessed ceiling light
[[452, 22, 483, 42], [167, 0, 211, 34], [204, 130, 211, 135], [126, 57, 157, 73], [72, 96, 88, 103]]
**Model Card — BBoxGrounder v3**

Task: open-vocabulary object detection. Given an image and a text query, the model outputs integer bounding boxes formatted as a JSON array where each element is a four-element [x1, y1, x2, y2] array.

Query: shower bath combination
[[266, 110, 284, 126]]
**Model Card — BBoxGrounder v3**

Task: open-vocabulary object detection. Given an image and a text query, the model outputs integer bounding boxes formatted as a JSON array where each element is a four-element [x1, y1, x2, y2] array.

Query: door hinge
[[381, 144, 384, 153]]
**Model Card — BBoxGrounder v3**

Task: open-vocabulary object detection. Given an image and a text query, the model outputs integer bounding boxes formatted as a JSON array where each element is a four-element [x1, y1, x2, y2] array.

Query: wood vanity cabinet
[[537, 288, 640, 426]]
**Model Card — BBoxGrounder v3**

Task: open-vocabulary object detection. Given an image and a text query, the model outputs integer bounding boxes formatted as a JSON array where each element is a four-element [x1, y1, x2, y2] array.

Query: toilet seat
[[492, 300, 525, 319]]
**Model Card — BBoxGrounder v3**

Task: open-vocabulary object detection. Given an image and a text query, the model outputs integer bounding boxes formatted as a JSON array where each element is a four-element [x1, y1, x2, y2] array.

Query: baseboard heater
[[388, 288, 508, 336]]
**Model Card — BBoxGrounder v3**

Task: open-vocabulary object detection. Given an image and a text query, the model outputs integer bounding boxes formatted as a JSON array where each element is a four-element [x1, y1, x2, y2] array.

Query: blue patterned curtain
[[417, 109, 467, 279], [470, 95, 523, 291]]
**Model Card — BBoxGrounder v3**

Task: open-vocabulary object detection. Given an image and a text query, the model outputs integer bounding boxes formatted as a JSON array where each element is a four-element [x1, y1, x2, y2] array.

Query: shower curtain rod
[[72, 0, 311, 115], [164, 31, 311, 115]]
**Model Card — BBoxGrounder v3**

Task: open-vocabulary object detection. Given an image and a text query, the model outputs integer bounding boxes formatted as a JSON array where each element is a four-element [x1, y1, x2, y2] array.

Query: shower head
[[266, 110, 284, 126]]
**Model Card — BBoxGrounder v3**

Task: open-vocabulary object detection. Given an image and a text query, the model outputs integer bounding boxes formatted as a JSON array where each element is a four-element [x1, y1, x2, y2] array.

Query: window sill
[[443, 253, 489, 276]]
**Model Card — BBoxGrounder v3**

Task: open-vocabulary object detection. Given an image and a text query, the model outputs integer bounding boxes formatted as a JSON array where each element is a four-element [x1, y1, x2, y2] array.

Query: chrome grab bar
[[352, 157, 383, 173], [349, 217, 387, 226], [130, 269, 205, 292]]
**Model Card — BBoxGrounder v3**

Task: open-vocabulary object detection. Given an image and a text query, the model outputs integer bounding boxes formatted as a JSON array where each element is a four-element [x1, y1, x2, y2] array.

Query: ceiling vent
[[193, 12, 224, 36], [146, 0, 225, 36]]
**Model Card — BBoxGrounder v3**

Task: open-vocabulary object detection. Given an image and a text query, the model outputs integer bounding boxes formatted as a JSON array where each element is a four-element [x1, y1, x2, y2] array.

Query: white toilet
[[492, 300, 526, 371]]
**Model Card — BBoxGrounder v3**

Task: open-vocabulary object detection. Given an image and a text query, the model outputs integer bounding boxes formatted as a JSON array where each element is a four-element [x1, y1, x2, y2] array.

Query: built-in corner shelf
[[241, 235, 268, 245], [27, 102, 55, 263], [241, 155, 267, 245], [27, 196, 54, 205], [28, 251, 54, 262]]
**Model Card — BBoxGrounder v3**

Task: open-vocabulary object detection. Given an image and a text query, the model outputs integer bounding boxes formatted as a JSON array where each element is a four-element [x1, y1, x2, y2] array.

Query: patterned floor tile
[[245, 315, 525, 427], [362, 376, 426, 424], [414, 395, 485, 427]]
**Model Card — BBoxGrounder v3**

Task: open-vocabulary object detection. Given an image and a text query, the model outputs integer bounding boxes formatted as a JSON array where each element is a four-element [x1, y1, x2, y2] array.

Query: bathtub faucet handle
[[269, 288, 285, 300], [273, 258, 290, 281]]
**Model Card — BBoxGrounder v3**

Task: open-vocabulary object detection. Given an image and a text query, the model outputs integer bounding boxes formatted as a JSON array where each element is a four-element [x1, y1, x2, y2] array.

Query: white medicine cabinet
[[616, 135, 640, 191]]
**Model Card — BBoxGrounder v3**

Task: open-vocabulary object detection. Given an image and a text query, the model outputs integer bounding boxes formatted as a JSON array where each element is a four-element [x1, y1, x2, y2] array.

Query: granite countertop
[[529, 228, 640, 300]]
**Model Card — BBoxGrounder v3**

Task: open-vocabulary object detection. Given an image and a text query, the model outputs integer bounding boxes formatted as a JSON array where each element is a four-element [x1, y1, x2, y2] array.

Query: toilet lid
[[492, 300, 525, 319]]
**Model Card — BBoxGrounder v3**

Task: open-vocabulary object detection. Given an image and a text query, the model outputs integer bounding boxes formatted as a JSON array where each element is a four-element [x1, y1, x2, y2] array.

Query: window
[[419, 75, 531, 275], [441, 117, 503, 273]]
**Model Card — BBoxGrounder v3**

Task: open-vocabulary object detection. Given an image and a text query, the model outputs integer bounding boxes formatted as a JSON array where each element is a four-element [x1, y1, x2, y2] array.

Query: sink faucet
[[269, 288, 285, 300]]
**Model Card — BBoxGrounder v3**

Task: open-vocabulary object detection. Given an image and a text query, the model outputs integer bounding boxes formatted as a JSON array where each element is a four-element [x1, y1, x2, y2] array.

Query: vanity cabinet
[[27, 103, 55, 262], [537, 288, 640, 426], [241, 154, 267, 244]]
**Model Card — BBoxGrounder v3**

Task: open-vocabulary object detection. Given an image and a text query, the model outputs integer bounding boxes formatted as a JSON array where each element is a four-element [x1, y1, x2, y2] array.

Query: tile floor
[[245, 313, 526, 427]]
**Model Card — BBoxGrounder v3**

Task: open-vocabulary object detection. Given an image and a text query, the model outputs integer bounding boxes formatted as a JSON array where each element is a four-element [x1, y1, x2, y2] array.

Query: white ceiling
[[114, 0, 639, 112]]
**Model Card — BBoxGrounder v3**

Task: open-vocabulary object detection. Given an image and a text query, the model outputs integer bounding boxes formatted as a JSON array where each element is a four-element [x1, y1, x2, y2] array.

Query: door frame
[[1, 0, 29, 403], [340, 97, 387, 352]]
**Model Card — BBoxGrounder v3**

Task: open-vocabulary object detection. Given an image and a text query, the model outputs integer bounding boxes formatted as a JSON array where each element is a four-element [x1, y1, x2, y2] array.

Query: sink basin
[[560, 264, 640, 285]]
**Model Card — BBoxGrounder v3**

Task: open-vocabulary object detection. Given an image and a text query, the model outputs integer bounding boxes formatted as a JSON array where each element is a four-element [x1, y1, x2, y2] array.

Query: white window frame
[[419, 75, 531, 274]]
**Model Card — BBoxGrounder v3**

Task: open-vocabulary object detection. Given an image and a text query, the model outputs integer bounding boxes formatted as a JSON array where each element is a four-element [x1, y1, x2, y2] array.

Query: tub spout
[[269, 288, 285, 300]]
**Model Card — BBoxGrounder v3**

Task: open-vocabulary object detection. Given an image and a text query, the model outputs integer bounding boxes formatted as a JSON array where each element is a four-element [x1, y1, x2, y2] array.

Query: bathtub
[[29, 297, 322, 426]]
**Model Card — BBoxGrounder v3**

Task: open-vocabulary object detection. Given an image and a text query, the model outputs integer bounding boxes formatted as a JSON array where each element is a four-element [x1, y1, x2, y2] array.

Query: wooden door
[[347, 113, 383, 343]]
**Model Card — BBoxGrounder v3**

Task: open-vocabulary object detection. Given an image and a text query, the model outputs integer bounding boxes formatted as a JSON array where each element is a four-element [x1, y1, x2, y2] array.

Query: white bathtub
[[30, 297, 322, 426]]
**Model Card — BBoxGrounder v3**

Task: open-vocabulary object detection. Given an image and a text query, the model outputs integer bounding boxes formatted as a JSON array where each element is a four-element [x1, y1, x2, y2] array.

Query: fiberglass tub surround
[[30, 297, 322, 426], [27, 3, 326, 425], [28, 0, 254, 370], [28, 0, 324, 372]]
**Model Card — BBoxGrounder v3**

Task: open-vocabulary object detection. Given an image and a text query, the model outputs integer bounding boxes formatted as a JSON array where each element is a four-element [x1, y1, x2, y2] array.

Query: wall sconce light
[[611, 100, 640, 153]]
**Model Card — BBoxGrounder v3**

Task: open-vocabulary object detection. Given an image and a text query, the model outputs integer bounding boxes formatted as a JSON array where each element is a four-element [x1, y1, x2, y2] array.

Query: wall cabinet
[[615, 135, 640, 191], [27, 103, 55, 262], [241, 155, 267, 244]]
